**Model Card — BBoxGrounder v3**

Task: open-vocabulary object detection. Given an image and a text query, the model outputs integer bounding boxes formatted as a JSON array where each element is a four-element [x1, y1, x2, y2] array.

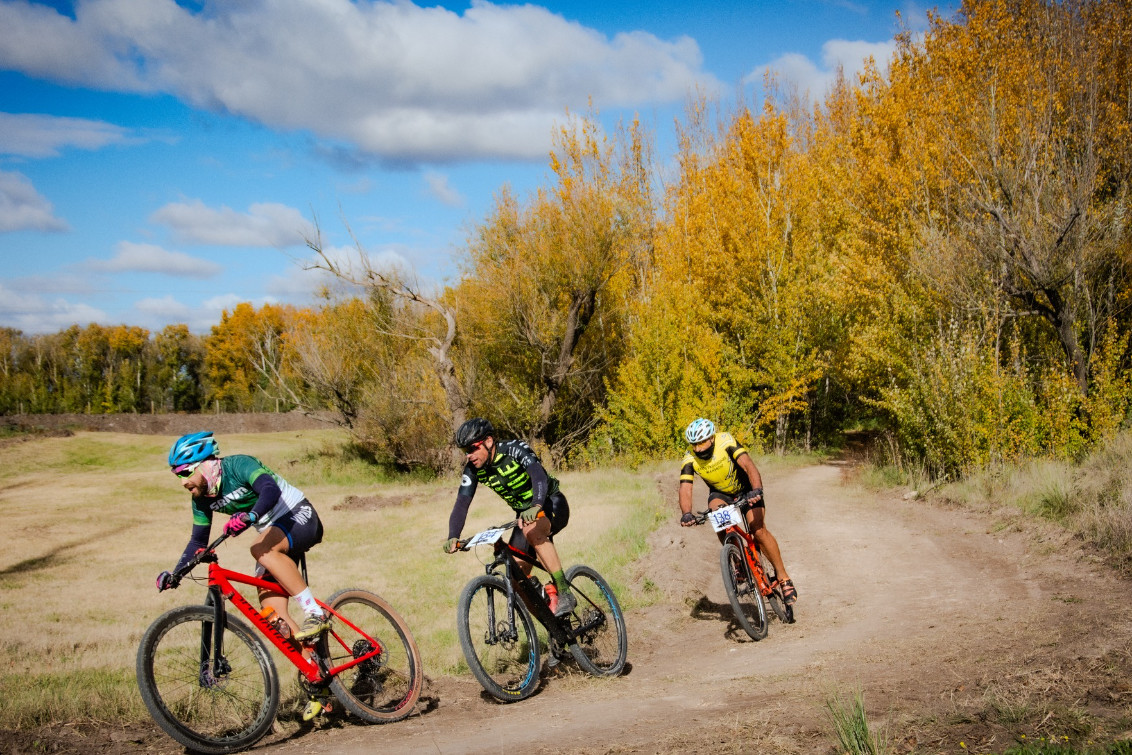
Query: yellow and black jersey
[[679, 431, 752, 495]]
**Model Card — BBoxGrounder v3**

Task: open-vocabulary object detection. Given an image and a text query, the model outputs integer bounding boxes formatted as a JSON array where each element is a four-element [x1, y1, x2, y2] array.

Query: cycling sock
[[551, 570, 568, 593], [295, 588, 319, 615]]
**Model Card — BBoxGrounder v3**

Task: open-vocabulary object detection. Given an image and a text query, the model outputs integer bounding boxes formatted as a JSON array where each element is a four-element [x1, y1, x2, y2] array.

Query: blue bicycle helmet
[[169, 431, 219, 467], [684, 418, 715, 445]]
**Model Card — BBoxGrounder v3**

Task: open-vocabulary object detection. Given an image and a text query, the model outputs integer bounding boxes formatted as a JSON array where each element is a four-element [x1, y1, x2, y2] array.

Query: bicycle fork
[[198, 588, 231, 688]]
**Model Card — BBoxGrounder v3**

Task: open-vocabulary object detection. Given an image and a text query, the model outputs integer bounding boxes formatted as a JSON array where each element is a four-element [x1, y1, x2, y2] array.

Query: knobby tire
[[136, 605, 278, 754], [720, 539, 769, 640], [322, 588, 424, 723], [563, 565, 628, 676], [457, 574, 540, 702]]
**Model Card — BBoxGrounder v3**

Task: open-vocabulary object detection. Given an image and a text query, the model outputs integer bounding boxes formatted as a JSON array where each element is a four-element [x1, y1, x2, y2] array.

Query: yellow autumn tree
[[457, 111, 655, 461]]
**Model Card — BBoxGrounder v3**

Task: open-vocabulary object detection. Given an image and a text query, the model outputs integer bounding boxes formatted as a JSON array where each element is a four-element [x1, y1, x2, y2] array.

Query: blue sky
[[0, 0, 944, 335]]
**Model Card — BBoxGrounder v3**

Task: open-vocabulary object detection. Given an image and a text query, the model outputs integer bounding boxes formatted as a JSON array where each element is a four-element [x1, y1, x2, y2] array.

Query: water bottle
[[528, 575, 548, 604], [260, 606, 292, 638]]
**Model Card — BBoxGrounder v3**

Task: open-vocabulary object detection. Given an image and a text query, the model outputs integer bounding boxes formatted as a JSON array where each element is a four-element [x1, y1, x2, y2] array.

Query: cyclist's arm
[[678, 480, 694, 516], [735, 452, 764, 498], [519, 456, 550, 510], [173, 510, 212, 572], [447, 464, 479, 539], [247, 473, 282, 520], [678, 458, 697, 516], [447, 493, 473, 540]]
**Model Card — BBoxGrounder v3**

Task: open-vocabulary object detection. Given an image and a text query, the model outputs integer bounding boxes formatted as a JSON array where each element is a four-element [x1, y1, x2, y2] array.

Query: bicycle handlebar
[[688, 496, 760, 526], [456, 520, 517, 551], [170, 532, 231, 583]]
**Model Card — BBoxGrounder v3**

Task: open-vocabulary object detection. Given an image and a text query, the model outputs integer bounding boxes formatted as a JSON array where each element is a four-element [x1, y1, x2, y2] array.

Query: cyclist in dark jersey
[[677, 418, 797, 604], [443, 418, 576, 617], [156, 431, 331, 639]]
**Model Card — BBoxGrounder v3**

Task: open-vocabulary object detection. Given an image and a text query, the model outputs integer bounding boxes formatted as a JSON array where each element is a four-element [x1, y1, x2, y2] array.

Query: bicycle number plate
[[708, 505, 743, 532], [465, 527, 507, 547]]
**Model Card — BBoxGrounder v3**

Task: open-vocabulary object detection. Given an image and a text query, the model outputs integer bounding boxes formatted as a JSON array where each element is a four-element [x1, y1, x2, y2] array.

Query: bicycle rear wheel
[[564, 565, 628, 676], [457, 574, 540, 702], [322, 588, 424, 723], [136, 605, 278, 754], [720, 540, 768, 640], [759, 552, 795, 624]]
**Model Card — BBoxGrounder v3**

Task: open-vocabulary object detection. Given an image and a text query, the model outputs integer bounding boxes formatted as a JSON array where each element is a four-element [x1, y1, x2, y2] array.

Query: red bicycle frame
[[706, 505, 777, 600], [204, 561, 382, 684]]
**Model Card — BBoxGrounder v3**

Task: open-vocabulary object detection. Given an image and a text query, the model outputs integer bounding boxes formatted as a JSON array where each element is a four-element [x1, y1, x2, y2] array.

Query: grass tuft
[[826, 691, 889, 755]]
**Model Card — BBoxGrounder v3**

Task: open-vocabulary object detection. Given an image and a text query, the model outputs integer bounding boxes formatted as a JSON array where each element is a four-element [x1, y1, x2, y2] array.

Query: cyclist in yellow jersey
[[677, 418, 797, 604]]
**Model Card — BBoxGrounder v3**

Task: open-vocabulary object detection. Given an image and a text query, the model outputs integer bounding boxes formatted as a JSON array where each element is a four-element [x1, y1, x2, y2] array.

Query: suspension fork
[[199, 586, 228, 683], [484, 553, 520, 643]]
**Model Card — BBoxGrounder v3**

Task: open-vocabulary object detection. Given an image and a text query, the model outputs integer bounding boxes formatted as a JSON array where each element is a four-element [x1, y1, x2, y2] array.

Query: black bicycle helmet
[[454, 418, 494, 448]]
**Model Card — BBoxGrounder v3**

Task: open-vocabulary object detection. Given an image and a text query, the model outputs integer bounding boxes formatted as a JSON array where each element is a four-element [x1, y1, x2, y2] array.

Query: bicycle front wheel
[[322, 588, 424, 724], [457, 574, 540, 702], [564, 565, 628, 676], [721, 540, 769, 640], [136, 605, 278, 755]]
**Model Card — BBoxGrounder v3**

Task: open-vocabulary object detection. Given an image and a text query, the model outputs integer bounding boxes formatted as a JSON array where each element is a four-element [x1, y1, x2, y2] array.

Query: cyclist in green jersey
[[156, 431, 331, 640], [443, 418, 577, 617], [677, 418, 797, 604]]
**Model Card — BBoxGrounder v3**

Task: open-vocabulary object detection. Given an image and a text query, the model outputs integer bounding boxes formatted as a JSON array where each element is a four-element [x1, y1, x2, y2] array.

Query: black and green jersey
[[447, 439, 559, 539], [459, 440, 559, 510]]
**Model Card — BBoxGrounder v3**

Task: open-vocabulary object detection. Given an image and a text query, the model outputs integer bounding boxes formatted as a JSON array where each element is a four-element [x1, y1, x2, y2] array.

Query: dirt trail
[[254, 460, 1132, 754], [26, 458, 1129, 755]]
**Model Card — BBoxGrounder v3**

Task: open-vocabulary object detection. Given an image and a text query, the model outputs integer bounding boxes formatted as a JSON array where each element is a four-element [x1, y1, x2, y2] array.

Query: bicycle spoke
[[137, 606, 278, 754], [323, 589, 423, 723]]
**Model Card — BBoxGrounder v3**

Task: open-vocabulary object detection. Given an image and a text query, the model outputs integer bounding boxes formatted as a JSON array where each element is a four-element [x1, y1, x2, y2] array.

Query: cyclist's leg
[[519, 497, 578, 615], [252, 528, 305, 635], [252, 502, 325, 633], [519, 514, 562, 574], [746, 505, 791, 583]]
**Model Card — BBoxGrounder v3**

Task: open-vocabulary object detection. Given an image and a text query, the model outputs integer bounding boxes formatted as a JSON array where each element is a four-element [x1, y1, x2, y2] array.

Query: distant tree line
[[3, 0, 1130, 479], [0, 304, 302, 416]]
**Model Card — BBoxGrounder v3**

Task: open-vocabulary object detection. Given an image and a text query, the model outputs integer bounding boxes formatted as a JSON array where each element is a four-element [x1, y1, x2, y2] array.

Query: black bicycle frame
[[484, 541, 604, 651]]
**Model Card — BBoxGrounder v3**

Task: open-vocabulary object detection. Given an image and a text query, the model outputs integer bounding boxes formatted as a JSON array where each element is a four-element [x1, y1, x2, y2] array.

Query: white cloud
[[135, 294, 222, 333], [0, 112, 133, 158], [91, 241, 223, 277], [0, 0, 717, 163], [423, 171, 464, 208], [0, 280, 108, 333], [746, 38, 897, 100], [265, 244, 425, 300], [135, 293, 280, 333], [0, 169, 69, 232], [150, 200, 313, 247]]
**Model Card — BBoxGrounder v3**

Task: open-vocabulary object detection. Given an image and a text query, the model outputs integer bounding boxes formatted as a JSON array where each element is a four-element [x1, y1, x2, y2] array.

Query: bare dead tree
[[304, 225, 468, 442]]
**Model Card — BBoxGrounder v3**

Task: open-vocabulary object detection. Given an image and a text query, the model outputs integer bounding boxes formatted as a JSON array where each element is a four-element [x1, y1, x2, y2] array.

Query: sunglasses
[[460, 439, 487, 455], [172, 463, 200, 479]]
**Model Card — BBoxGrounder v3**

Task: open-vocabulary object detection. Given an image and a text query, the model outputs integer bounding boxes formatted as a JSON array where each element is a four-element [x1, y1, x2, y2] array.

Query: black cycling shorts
[[254, 500, 324, 582], [508, 491, 570, 555]]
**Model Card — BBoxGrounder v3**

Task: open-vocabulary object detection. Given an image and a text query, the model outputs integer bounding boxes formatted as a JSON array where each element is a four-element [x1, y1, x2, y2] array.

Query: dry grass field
[[0, 428, 666, 732], [5, 425, 1132, 755]]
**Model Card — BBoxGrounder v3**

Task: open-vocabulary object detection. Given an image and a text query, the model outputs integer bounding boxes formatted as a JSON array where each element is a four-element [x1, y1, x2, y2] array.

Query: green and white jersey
[[190, 454, 306, 530]]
